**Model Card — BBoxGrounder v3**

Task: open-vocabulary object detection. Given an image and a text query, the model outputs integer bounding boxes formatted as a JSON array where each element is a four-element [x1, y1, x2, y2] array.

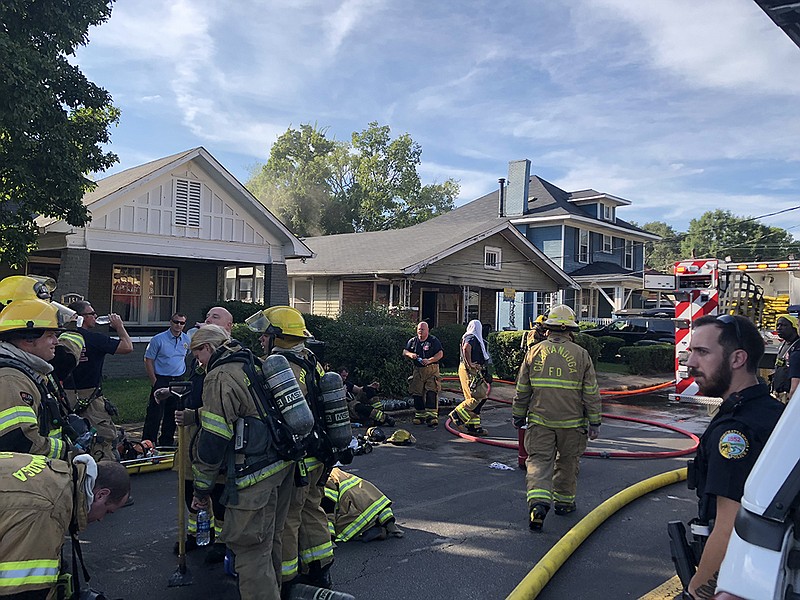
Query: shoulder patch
[[19, 391, 34, 406], [718, 429, 749, 460]]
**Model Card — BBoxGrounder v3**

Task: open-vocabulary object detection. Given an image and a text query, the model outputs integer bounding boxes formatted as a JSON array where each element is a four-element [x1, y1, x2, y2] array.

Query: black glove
[[513, 416, 526, 428], [337, 448, 354, 465]]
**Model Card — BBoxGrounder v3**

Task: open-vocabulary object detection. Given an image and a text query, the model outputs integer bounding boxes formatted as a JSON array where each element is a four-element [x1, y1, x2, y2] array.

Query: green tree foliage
[[681, 209, 800, 261], [642, 221, 683, 272], [0, 1, 119, 267], [247, 122, 458, 237]]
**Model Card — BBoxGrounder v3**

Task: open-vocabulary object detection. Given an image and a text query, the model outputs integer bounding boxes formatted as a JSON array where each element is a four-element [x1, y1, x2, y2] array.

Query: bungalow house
[[1, 147, 312, 356], [287, 159, 659, 328]]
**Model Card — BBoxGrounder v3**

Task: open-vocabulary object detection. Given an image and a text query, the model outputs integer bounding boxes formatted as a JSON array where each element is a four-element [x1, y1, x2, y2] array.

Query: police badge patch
[[719, 430, 749, 459], [19, 391, 34, 406]]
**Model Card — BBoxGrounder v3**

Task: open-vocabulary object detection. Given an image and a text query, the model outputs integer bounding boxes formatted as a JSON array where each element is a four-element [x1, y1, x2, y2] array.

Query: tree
[[681, 210, 800, 261], [247, 121, 458, 236], [642, 221, 683, 272], [0, 1, 119, 267]]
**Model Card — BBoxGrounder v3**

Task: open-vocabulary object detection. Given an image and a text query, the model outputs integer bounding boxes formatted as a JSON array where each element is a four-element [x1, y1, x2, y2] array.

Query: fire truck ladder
[[718, 271, 764, 325]]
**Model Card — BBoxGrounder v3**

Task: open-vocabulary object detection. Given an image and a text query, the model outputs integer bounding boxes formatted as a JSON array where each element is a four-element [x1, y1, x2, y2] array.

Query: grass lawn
[[596, 360, 631, 374], [103, 377, 151, 424]]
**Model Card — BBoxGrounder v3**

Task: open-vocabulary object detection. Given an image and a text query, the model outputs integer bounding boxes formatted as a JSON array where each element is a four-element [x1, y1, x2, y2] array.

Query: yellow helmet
[[535, 314, 546, 325], [386, 429, 416, 446], [0, 275, 56, 305], [544, 304, 578, 329], [245, 306, 311, 339], [0, 298, 61, 335]]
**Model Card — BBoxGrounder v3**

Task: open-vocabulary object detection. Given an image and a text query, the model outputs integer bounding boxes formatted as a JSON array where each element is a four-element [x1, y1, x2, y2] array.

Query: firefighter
[[339, 367, 393, 427], [0, 297, 73, 459], [403, 321, 444, 426], [254, 307, 338, 595], [520, 315, 547, 350], [0, 452, 130, 598], [322, 467, 404, 543], [512, 304, 601, 531], [680, 315, 784, 599], [770, 314, 800, 402], [189, 324, 295, 600], [450, 319, 492, 435]]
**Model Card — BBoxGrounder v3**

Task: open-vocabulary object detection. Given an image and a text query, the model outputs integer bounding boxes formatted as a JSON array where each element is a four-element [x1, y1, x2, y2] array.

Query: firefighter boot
[[529, 504, 549, 532], [554, 502, 576, 516], [384, 518, 405, 538], [305, 560, 333, 589]]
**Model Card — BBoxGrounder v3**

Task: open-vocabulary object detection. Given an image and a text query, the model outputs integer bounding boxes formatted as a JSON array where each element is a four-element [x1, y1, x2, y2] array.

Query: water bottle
[[74, 427, 96, 453], [196, 510, 211, 546], [95, 315, 112, 326]]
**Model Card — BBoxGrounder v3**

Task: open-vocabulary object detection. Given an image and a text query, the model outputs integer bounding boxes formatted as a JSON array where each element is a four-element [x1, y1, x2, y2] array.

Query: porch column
[[57, 248, 91, 301]]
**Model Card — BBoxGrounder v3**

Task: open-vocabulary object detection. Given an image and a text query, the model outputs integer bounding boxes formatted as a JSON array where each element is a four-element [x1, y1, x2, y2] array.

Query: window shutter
[[175, 179, 202, 227]]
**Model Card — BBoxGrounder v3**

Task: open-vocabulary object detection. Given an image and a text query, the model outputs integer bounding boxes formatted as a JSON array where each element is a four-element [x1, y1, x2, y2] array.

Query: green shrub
[[200, 300, 266, 325], [432, 323, 466, 369], [231, 323, 262, 354], [598, 336, 626, 361], [578, 321, 601, 331], [619, 344, 674, 375], [487, 331, 526, 381], [574, 333, 601, 365]]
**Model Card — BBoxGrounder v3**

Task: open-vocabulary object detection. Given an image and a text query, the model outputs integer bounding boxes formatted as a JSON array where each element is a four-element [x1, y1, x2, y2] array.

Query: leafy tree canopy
[[0, 0, 119, 267], [642, 221, 683, 272], [247, 121, 458, 237]]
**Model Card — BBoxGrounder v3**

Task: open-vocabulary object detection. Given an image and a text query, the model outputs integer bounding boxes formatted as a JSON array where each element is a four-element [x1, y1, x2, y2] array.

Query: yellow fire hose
[[506, 467, 688, 600]]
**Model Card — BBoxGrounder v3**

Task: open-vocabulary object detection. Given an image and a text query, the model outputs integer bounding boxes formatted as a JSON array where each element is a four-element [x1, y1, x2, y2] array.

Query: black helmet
[[366, 427, 386, 443]]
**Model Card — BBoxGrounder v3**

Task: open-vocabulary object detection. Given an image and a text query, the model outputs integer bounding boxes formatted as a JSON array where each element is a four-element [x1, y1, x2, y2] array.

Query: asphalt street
[[78, 386, 709, 600]]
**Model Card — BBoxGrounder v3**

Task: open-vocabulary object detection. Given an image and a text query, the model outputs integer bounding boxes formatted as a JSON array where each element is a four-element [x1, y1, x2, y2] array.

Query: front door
[[421, 290, 437, 327]]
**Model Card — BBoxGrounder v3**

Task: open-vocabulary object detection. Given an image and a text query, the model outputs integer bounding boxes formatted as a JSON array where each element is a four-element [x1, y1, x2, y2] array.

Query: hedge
[[619, 344, 674, 375], [486, 331, 601, 381], [598, 336, 626, 361]]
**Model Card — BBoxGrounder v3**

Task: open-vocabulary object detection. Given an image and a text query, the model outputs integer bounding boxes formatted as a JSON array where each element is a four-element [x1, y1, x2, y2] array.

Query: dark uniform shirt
[[463, 335, 487, 366], [771, 338, 800, 393], [64, 328, 120, 390], [405, 335, 443, 363], [693, 382, 784, 521]]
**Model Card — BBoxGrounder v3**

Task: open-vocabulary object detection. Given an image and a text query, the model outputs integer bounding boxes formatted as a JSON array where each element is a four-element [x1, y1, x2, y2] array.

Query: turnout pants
[[222, 463, 293, 600], [409, 364, 441, 423], [524, 425, 588, 509], [64, 388, 119, 462], [453, 362, 488, 429], [281, 460, 335, 583]]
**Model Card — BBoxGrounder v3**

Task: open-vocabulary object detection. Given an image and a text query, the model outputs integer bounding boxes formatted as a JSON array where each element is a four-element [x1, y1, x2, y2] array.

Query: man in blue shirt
[[142, 312, 190, 446]]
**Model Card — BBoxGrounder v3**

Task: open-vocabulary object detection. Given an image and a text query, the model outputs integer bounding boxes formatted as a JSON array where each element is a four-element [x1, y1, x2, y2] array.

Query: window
[[602, 234, 612, 253], [601, 203, 615, 222], [292, 279, 312, 314], [484, 246, 502, 271], [625, 240, 634, 269], [578, 230, 589, 263], [174, 179, 202, 227], [224, 266, 265, 303], [111, 265, 177, 324]]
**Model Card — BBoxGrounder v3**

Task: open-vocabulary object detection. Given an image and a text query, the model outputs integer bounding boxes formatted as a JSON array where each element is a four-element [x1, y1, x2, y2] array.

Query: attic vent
[[174, 179, 201, 227]]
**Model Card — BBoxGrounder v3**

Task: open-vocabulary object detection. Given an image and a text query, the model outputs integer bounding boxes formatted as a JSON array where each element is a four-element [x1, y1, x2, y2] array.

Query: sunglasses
[[81, 311, 98, 317], [171, 319, 186, 325], [717, 314, 743, 349]]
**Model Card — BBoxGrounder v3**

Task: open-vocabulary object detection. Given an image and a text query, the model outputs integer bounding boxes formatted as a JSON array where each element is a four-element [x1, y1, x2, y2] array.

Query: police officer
[[0, 452, 130, 598], [189, 324, 294, 600], [0, 297, 73, 459], [770, 314, 800, 402], [403, 321, 444, 427], [681, 314, 784, 599], [254, 307, 338, 595], [512, 304, 601, 532]]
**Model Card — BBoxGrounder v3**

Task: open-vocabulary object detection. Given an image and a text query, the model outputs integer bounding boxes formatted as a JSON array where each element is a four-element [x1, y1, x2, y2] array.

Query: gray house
[[1, 147, 312, 336]]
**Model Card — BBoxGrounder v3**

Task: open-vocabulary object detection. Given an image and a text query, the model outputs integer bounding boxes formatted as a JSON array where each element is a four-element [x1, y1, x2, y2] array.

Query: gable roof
[[38, 147, 313, 259]]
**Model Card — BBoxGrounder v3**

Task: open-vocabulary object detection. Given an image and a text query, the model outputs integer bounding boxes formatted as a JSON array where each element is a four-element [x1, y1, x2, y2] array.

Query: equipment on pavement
[[319, 371, 352, 451], [365, 427, 386, 443], [386, 429, 416, 446]]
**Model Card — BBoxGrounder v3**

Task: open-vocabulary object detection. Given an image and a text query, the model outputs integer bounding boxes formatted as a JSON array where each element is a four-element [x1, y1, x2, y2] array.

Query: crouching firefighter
[[0, 452, 130, 599], [247, 307, 354, 598], [189, 324, 314, 600], [0, 293, 93, 460]]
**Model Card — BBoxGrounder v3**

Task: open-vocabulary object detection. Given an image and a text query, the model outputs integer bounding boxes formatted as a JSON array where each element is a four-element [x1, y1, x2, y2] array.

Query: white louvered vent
[[174, 179, 201, 227]]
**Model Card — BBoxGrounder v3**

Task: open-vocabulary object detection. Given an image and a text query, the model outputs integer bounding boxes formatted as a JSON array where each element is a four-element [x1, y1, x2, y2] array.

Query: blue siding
[[563, 226, 582, 273], [527, 225, 562, 263]]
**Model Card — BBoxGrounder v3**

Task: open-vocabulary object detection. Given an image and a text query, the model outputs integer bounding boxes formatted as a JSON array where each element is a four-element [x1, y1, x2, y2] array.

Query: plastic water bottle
[[196, 510, 211, 546], [74, 427, 96, 453], [95, 315, 112, 326], [288, 584, 355, 600]]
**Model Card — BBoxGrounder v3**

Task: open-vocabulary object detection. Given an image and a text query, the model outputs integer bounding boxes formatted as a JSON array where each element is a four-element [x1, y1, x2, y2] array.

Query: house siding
[[527, 225, 562, 264], [563, 226, 582, 273], [311, 277, 340, 317], [419, 233, 558, 291]]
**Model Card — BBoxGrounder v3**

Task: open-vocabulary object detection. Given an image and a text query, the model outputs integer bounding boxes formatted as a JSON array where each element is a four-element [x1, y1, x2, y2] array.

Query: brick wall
[[57, 248, 91, 300], [342, 281, 373, 306], [265, 263, 289, 306]]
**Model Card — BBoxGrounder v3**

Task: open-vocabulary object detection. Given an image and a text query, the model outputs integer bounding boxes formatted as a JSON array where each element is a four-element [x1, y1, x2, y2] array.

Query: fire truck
[[672, 258, 800, 399]]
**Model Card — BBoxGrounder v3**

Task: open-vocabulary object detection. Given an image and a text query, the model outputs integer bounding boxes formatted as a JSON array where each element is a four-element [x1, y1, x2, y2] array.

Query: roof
[[754, 0, 800, 49], [37, 147, 313, 259]]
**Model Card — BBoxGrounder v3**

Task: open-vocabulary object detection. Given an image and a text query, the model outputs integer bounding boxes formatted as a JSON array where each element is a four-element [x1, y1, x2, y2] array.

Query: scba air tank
[[262, 354, 315, 437], [318, 372, 352, 450]]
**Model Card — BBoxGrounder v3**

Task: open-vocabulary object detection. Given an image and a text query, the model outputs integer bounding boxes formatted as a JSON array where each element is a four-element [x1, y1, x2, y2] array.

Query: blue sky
[[73, 0, 800, 232]]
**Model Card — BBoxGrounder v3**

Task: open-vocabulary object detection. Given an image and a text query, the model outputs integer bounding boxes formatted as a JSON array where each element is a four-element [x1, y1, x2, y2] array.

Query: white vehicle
[[711, 386, 800, 599]]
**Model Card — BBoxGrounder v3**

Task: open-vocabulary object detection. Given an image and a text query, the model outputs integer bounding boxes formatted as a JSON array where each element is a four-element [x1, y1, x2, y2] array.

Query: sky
[[73, 0, 800, 233]]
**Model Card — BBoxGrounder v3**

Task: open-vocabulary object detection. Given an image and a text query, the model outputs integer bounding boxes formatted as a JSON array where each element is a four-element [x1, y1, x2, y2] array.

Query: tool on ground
[[168, 380, 194, 588]]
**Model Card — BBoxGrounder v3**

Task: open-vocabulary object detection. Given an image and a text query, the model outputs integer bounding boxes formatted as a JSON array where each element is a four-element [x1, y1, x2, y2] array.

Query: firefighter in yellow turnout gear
[[323, 468, 404, 543], [0, 452, 130, 598], [252, 307, 339, 596], [512, 305, 601, 531]]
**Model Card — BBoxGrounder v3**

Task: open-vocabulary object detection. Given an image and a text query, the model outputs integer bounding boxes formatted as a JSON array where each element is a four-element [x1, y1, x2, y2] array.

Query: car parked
[[583, 316, 675, 345]]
